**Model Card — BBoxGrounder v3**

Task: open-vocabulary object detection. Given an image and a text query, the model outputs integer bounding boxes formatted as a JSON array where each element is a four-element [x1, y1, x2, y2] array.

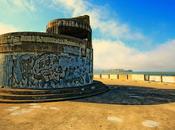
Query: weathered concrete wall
[[162, 76, 175, 83], [93, 74, 101, 79], [0, 33, 93, 88], [127, 74, 132, 80], [46, 15, 92, 45], [94, 74, 175, 84], [149, 75, 162, 82], [109, 74, 118, 80], [131, 74, 145, 81], [47, 19, 91, 33], [119, 74, 128, 80], [101, 74, 109, 79]]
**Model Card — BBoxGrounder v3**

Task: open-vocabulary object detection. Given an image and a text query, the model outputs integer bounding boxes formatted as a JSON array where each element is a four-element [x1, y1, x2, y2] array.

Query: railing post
[[108, 74, 110, 79], [100, 74, 102, 79], [161, 75, 163, 82]]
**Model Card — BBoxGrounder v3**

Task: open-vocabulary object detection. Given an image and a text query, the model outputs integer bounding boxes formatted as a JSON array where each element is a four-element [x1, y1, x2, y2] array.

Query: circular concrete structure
[[46, 15, 92, 44], [0, 32, 92, 88], [0, 15, 108, 103]]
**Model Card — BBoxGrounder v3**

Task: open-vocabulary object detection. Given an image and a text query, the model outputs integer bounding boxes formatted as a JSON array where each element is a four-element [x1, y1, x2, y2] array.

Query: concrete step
[[0, 81, 108, 103], [0, 88, 108, 103], [0, 81, 104, 95], [0, 85, 106, 96]]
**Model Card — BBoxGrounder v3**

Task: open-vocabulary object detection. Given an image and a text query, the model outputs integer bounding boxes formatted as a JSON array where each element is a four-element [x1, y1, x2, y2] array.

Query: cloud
[[0, 0, 147, 41], [52, 0, 175, 71], [94, 39, 175, 71], [0, 23, 18, 35], [0, 0, 36, 12], [52, 0, 147, 41], [12, 0, 36, 12], [0, 0, 174, 71]]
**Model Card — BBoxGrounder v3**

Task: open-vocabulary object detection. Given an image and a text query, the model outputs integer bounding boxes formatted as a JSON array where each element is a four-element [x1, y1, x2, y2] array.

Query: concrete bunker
[[0, 15, 108, 103]]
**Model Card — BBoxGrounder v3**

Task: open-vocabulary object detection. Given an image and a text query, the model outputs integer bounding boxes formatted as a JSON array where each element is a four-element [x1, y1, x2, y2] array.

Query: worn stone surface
[[0, 15, 93, 89], [0, 80, 175, 130], [46, 15, 92, 45], [1, 52, 92, 88]]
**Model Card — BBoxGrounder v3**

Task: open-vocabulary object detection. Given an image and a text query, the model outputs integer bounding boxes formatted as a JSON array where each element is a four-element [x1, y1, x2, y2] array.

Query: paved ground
[[0, 79, 175, 130]]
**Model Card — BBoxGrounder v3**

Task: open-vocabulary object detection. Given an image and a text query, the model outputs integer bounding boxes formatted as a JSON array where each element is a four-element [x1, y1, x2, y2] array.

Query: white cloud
[[52, 0, 175, 71], [53, 0, 147, 41], [1, 0, 36, 12], [0, 23, 18, 35], [0, 0, 174, 71], [93, 39, 175, 71], [13, 0, 36, 12]]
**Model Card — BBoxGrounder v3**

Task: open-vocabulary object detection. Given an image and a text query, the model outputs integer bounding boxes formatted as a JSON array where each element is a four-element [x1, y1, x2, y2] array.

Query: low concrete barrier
[[162, 76, 175, 83], [128, 74, 132, 80], [93, 74, 101, 79], [149, 75, 162, 82], [93, 74, 175, 84], [119, 74, 128, 80], [131, 74, 145, 81], [101, 74, 109, 79], [109, 74, 118, 80]]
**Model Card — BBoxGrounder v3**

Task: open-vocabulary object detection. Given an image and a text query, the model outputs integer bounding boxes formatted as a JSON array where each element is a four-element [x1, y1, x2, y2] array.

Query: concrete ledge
[[110, 74, 118, 80], [162, 76, 175, 83], [131, 74, 145, 81], [101, 74, 109, 79], [0, 81, 109, 103], [119, 74, 128, 80], [93, 74, 101, 79], [94, 74, 175, 84], [150, 75, 162, 82]]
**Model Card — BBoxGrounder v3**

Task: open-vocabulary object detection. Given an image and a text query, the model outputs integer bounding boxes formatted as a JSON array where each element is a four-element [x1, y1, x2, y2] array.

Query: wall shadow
[[73, 85, 175, 105]]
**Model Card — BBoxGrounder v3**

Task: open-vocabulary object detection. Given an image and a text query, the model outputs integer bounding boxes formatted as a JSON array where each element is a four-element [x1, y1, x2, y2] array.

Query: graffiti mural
[[2, 48, 92, 89], [0, 15, 94, 89]]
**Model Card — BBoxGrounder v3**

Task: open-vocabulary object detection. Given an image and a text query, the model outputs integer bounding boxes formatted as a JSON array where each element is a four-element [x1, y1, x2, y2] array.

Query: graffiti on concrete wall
[[2, 48, 92, 88]]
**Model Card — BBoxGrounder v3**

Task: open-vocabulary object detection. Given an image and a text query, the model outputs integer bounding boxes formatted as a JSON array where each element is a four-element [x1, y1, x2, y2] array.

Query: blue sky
[[107, 0, 175, 44], [0, 0, 175, 71]]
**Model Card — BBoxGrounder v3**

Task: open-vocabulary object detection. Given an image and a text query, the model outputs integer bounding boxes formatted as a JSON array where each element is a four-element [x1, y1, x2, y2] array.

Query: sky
[[0, 0, 175, 71]]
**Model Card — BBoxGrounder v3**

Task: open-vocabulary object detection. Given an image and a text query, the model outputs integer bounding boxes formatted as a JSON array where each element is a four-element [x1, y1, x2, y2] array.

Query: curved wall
[[46, 15, 92, 47], [0, 32, 93, 88]]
